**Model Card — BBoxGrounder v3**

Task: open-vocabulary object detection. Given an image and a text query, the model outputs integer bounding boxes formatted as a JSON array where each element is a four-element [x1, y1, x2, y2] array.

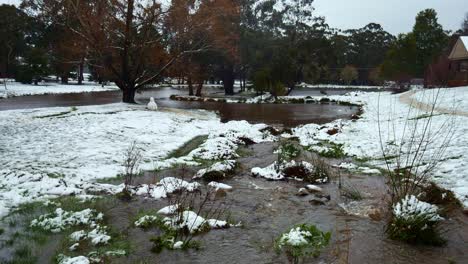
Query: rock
[[306, 184, 323, 193], [368, 209, 382, 221], [309, 198, 326, 206], [296, 188, 309, 196], [147, 97, 158, 110]]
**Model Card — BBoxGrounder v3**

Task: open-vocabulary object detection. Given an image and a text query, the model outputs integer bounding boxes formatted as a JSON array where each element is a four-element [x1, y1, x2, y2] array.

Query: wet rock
[[368, 209, 382, 221], [296, 188, 309, 196], [309, 198, 327, 206], [238, 137, 255, 145], [315, 194, 331, 201], [326, 128, 339, 135]]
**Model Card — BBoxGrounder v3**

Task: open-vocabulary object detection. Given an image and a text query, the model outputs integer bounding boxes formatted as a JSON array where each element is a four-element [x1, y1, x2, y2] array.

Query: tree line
[[1, 0, 467, 102]]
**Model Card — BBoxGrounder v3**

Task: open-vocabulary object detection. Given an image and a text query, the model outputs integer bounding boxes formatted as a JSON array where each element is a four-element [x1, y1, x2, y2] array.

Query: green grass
[[318, 142, 345, 159], [166, 135, 208, 159]]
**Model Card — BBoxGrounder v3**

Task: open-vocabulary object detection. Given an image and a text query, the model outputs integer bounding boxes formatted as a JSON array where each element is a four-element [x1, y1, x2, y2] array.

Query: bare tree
[[23, 0, 239, 103]]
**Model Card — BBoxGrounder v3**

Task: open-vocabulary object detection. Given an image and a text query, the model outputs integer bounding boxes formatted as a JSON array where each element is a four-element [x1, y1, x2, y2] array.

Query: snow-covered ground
[[0, 81, 119, 98], [0, 104, 271, 217], [291, 87, 468, 208], [1, 86, 467, 218]]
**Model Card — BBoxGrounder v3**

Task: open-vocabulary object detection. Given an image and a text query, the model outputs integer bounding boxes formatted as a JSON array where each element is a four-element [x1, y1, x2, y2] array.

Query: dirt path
[[399, 90, 468, 117]]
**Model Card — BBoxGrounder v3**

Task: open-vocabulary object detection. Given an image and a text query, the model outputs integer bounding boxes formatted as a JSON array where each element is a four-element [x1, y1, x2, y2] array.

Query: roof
[[449, 36, 468, 60]]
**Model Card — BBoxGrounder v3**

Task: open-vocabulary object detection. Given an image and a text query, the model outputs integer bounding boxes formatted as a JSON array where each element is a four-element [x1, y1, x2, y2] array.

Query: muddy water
[[0, 87, 358, 126], [105, 142, 468, 264]]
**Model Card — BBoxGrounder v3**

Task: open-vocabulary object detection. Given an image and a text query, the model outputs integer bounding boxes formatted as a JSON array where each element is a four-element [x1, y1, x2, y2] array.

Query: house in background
[[448, 36, 468, 87]]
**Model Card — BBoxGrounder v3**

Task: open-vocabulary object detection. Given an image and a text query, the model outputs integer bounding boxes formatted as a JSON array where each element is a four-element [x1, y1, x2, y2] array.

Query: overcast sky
[[1, 0, 466, 35], [314, 0, 466, 34]]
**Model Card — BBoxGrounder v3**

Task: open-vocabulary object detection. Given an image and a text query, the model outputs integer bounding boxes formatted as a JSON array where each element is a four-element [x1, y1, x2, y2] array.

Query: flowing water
[[0, 87, 358, 126]]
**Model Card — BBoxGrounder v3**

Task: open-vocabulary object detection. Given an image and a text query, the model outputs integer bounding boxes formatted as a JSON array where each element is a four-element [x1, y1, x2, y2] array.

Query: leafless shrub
[[122, 141, 142, 197], [377, 88, 457, 203], [161, 165, 232, 246]]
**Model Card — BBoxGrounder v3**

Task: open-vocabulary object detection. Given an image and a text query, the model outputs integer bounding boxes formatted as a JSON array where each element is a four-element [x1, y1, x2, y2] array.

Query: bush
[[275, 224, 331, 264], [386, 195, 445, 246], [277, 142, 301, 161]]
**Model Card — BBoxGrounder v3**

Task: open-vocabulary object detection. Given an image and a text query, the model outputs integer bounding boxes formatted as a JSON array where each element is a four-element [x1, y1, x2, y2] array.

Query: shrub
[[318, 143, 345, 159], [386, 195, 445, 246], [277, 142, 301, 162], [275, 224, 331, 264]]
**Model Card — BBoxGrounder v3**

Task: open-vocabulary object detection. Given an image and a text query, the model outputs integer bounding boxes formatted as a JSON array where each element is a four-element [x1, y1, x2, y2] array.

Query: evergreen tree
[[412, 9, 448, 76]]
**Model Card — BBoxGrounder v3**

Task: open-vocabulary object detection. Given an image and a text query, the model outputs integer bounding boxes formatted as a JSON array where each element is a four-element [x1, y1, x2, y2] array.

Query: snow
[[134, 177, 200, 199], [162, 210, 230, 233], [147, 97, 158, 111], [306, 185, 323, 192], [87, 226, 111, 245], [0, 104, 273, 217], [134, 215, 160, 227], [207, 181, 233, 191], [393, 195, 443, 222], [251, 162, 284, 180], [291, 88, 468, 208], [163, 210, 207, 233], [157, 204, 179, 215], [173, 241, 184, 249], [193, 160, 236, 179], [0, 81, 118, 98], [278, 227, 312, 247], [297, 82, 383, 89], [59, 256, 90, 264], [251, 160, 317, 181], [30, 208, 103, 233], [461, 36, 468, 51]]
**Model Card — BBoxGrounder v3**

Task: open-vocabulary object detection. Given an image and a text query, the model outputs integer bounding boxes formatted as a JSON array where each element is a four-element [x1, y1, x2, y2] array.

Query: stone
[[368, 209, 382, 221], [309, 198, 326, 206], [296, 188, 309, 196]]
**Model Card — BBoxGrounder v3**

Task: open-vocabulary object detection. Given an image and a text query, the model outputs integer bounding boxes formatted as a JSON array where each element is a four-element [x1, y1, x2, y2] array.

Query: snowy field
[[292, 87, 468, 208], [0, 104, 271, 217], [0, 81, 119, 98], [1, 86, 467, 218]]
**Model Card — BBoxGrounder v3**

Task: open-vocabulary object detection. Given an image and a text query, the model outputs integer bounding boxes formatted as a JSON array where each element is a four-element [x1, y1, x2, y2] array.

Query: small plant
[[318, 142, 345, 159], [277, 142, 301, 162], [340, 183, 363, 200], [310, 157, 333, 183], [386, 195, 445, 246], [119, 141, 142, 200], [275, 224, 331, 264]]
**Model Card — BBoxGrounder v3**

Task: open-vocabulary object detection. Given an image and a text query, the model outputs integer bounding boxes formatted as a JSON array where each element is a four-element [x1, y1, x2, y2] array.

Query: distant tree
[[344, 23, 395, 82], [462, 12, 468, 34], [340, 65, 358, 84], [0, 5, 32, 78], [16, 47, 49, 84], [381, 34, 418, 86], [412, 9, 448, 77], [368, 66, 384, 86]]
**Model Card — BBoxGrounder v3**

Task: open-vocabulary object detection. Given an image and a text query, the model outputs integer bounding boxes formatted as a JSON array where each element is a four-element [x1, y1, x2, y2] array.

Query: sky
[[1, 0, 466, 35], [314, 0, 467, 35]]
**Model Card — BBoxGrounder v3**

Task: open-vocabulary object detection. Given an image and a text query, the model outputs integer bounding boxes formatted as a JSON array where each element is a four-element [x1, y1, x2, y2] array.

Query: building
[[448, 36, 468, 87]]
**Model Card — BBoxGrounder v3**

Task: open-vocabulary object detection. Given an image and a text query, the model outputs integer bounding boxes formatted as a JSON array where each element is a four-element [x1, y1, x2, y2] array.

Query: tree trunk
[[61, 75, 68, 84], [196, 82, 203, 97], [122, 87, 136, 103], [188, 77, 194, 96], [222, 65, 235, 95], [78, 60, 84, 85]]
